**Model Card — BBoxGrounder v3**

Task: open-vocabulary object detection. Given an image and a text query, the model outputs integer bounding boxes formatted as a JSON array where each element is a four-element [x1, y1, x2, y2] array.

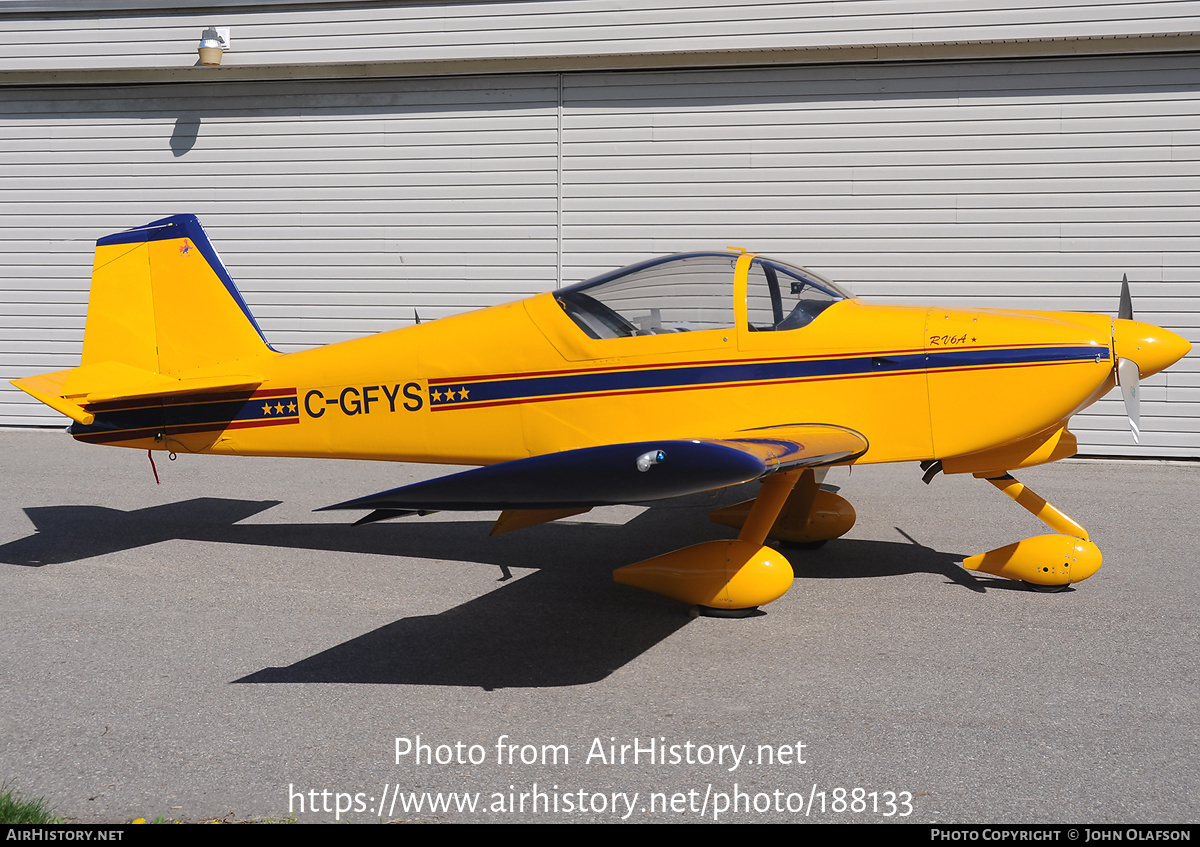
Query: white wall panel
[[1, 1, 1198, 78]]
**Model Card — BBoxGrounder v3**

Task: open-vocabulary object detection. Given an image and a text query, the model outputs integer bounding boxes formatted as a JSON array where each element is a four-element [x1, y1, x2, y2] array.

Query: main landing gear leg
[[613, 470, 802, 616], [961, 473, 1102, 590], [708, 467, 857, 547]]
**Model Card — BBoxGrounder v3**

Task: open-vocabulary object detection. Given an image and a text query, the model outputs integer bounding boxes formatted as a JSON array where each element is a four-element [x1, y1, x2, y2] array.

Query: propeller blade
[[1117, 357, 1141, 444], [1118, 273, 1133, 321]]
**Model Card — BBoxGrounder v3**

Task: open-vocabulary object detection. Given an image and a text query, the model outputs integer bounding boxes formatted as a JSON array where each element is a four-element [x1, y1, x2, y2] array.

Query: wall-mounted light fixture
[[198, 28, 231, 66]]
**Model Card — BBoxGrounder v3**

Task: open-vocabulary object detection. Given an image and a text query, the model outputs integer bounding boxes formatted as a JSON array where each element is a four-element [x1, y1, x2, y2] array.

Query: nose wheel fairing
[[961, 473, 1101, 588]]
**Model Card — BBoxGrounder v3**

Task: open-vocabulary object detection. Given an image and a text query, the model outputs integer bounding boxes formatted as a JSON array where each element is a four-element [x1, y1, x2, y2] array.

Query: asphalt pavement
[[1, 429, 1196, 823]]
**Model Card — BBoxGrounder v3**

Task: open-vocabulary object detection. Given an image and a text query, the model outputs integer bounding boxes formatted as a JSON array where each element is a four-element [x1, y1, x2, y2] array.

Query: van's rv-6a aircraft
[[13, 215, 1191, 614]]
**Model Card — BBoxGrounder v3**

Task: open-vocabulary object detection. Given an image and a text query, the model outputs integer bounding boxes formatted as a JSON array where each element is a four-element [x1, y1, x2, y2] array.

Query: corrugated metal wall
[[3, 1, 1196, 77], [2, 52, 1197, 454]]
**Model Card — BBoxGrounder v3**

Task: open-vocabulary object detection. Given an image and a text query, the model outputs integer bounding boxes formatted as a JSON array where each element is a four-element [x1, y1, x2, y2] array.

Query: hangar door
[[2, 53, 1197, 456]]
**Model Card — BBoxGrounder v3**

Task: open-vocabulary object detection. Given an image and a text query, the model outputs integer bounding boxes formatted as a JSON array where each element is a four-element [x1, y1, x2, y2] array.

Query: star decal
[[458, 387, 470, 400], [287, 401, 297, 414], [274, 402, 284, 414], [262, 403, 272, 415]]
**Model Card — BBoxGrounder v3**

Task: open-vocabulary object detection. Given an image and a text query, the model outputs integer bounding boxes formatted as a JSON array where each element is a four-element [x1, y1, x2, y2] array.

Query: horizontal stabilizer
[[85, 374, 262, 404], [10, 370, 94, 425], [321, 424, 866, 513]]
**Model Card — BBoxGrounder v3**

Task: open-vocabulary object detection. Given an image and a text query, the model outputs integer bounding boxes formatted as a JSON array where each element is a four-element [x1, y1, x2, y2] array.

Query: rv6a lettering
[[304, 383, 423, 418]]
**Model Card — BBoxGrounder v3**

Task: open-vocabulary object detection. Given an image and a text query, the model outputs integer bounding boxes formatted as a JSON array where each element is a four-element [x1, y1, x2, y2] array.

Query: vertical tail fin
[[12, 215, 276, 422], [85, 214, 274, 374]]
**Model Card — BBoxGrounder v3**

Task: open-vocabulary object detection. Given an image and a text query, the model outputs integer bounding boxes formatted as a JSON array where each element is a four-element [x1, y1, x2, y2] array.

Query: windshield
[[556, 253, 739, 339]]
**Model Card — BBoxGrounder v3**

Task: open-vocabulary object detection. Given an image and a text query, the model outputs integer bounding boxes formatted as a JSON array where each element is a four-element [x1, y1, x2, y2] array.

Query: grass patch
[[0, 783, 62, 825]]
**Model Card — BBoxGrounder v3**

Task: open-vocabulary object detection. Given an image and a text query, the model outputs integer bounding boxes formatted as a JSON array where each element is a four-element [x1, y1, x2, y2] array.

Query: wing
[[319, 423, 867, 515]]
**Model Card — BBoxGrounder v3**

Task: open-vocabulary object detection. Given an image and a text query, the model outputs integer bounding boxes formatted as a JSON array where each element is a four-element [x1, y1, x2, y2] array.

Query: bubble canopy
[[554, 253, 850, 340]]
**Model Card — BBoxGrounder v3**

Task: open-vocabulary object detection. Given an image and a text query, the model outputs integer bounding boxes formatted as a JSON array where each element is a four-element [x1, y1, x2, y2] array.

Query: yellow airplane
[[12, 215, 1191, 614]]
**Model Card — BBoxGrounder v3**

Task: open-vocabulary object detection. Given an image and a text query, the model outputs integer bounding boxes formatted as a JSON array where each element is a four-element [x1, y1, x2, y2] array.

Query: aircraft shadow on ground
[[2, 496, 1006, 687]]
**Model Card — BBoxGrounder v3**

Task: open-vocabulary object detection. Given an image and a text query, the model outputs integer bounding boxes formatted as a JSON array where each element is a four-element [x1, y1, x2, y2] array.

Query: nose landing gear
[[962, 473, 1101, 590]]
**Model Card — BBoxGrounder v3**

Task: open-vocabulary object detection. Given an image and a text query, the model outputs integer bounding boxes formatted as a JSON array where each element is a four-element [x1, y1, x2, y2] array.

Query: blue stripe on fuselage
[[430, 345, 1107, 408]]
